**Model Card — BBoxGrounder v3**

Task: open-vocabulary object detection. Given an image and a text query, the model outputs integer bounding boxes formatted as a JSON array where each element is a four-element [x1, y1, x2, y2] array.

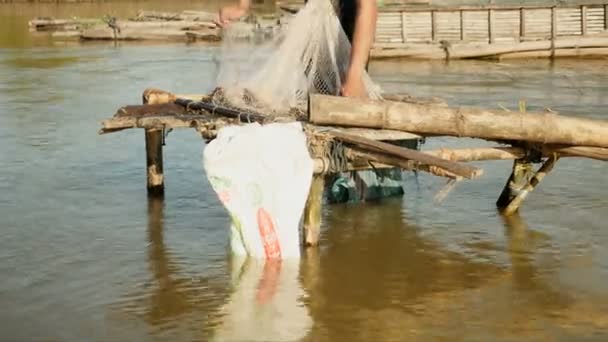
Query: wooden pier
[[99, 88, 608, 247]]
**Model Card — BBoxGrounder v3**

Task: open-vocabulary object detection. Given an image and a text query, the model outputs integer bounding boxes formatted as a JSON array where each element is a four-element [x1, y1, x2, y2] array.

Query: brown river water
[[1, 1, 608, 341]]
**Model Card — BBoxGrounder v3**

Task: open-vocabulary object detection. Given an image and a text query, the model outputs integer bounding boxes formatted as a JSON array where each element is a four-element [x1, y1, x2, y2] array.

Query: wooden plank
[[464, 10, 490, 42], [557, 8, 582, 36], [403, 11, 432, 42], [435, 11, 461, 41]]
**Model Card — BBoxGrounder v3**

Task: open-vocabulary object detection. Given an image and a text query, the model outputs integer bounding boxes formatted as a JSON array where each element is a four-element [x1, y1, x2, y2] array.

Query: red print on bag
[[217, 191, 230, 206], [256, 207, 282, 259]]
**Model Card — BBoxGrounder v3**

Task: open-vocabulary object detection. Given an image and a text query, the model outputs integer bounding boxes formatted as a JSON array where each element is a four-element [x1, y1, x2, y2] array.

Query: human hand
[[215, 5, 248, 27], [341, 72, 368, 98]]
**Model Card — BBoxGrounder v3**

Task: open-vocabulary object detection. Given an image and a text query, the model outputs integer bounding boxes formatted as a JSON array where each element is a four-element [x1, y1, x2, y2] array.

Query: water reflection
[[212, 256, 312, 342], [298, 199, 608, 341], [116, 197, 312, 341]]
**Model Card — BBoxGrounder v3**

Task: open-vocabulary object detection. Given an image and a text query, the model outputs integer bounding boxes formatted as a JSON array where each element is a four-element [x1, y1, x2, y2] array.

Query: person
[[215, 0, 407, 203], [215, 0, 378, 99]]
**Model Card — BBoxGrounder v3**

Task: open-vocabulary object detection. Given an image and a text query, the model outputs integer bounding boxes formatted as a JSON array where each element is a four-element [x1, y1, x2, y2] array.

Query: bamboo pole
[[309, 94, 608, 148], [502, 154, 560, 215]]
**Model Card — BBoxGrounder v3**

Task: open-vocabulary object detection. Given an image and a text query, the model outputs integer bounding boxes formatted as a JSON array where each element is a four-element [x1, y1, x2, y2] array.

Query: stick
[[345, 148, 460, 179], [328, 130, 483, 179], [174, 98, 267, 124]]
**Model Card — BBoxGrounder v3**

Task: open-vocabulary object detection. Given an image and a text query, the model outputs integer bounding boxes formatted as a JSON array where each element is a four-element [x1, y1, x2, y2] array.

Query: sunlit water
[[1, 2, 608, 341]]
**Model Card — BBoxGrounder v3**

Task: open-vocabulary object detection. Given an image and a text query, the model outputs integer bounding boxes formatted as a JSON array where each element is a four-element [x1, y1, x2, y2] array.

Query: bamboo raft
[[99, 88, 608, 247], [30, 2, 608, 59]]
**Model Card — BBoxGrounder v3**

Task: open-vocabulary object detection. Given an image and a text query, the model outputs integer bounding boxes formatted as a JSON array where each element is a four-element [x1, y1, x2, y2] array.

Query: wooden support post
[[145, 128, 165, 197], [604, 4, 608, 30], [581, 5, 588, 36], [502, 154, 560, 216], [460, 10, 465, 41], [496, 158, 534, 210], [431, 10, 437, 42], [497, 99, 531, 210], [519, 8, 526, 41], [401, 12, 407, 43], [551, 7, 557, 58], [302, 175, 324, 247], [488, 9, 494, 44]]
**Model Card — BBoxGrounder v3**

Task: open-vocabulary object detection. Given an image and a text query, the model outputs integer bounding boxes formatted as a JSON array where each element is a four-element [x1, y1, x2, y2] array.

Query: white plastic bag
[[203, 122, 314, 259]]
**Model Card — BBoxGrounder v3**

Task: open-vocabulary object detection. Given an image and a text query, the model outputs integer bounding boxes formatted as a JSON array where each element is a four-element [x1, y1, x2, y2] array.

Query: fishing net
[[214, 0, 383, 116]]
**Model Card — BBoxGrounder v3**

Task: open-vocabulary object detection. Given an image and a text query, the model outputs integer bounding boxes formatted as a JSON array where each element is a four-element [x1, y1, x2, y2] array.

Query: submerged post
[[303, 175, 324, 247], [496, 158, 534, 212], [145, 128, 165, 197], [502, 154, 559, 216], [497, 99, 533, 212]]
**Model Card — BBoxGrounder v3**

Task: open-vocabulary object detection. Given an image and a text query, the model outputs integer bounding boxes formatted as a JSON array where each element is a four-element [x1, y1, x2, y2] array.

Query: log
[[80, 21, 219, 41], [309, 94, 608, 148], [28, 18, 99, 31], [81, 28, 190, 41], [326, 130, 484, 179]]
